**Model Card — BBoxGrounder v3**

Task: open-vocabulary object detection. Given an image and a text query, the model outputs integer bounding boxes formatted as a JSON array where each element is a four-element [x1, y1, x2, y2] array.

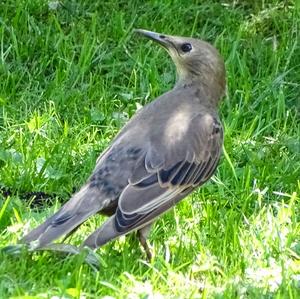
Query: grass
[[0, 0, 299, 298]]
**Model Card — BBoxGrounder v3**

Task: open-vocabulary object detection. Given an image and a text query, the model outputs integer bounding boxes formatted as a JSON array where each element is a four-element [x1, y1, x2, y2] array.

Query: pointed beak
[[134, 29, 170, 49]]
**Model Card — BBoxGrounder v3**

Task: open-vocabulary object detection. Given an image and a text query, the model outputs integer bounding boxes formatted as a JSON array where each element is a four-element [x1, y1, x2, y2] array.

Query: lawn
[[0, 0, 299, 298]]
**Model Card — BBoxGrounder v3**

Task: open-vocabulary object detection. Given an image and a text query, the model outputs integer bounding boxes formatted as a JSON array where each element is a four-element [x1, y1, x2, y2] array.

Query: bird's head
[[135, 29, 226, 104]]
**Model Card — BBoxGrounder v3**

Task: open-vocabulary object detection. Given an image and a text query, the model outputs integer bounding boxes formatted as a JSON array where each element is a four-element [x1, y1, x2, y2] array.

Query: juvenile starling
[[22, 29, 226, 260]]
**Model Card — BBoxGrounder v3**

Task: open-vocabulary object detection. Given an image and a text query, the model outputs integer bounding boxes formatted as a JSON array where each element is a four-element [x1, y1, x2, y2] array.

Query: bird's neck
[[175, 75, 224, 107]]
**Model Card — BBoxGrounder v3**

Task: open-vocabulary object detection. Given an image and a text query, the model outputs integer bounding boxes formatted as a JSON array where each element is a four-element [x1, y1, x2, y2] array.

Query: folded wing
[[83, 113, 223, 248]]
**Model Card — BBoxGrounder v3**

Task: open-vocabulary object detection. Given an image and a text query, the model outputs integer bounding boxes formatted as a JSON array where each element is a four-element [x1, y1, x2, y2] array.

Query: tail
[[21, 185, 107, 247]]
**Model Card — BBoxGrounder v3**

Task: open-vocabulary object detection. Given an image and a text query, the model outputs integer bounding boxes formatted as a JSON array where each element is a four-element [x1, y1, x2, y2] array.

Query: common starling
[[22, 29, 226, 260]]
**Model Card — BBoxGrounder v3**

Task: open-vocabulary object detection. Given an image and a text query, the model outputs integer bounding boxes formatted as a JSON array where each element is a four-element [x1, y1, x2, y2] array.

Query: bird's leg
[[138, 224, 153, 261]]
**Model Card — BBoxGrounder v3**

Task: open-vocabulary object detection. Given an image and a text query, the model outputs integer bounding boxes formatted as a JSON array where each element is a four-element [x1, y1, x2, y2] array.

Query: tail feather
[[83, 216, 122, 249], [21, 185, 106, 247]]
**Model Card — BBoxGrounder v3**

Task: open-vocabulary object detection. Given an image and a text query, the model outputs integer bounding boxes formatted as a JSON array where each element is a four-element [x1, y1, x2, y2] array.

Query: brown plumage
[[22, 29, 226, 260]]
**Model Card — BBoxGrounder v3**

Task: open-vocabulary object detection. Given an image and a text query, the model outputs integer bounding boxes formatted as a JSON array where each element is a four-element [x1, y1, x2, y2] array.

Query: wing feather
[[114, 113, 223, 234]]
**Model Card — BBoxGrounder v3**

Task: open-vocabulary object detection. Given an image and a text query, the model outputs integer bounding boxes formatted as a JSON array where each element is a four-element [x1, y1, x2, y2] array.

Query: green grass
[[0, 0, 300, 298]]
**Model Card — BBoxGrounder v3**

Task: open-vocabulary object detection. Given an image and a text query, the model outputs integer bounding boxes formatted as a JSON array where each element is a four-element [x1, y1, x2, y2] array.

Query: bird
[[21, 29, 226, 260]]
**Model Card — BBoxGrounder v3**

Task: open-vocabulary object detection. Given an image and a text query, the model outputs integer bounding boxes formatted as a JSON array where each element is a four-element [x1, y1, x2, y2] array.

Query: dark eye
[[181, 43, 192, 53]]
